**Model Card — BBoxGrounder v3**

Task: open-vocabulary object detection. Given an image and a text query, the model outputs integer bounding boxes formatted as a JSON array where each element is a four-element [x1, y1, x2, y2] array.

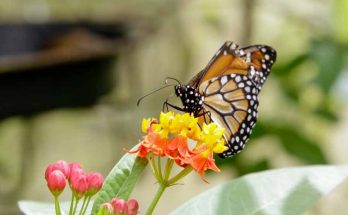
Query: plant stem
[[145, 183, 167, 215], [78, 196, 88, 215], [164, 159, 174, 180], [72, 197, 80, 215], [69, 192, 75, 215], [150, 155, 160, 181], [168, 167, 193, 185], [157, 156, 163, 181], [54, 196, 62, 215], [80, 196, 92, 215]]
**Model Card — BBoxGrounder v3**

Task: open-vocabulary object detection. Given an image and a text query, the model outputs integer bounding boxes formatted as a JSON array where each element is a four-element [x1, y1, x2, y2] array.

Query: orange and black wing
[[199, 74, 258, 157], [239, 44, 277, 90], [188, 41, 249, 88], [189, 41, 277, 90], [195, 42, 276, 157]]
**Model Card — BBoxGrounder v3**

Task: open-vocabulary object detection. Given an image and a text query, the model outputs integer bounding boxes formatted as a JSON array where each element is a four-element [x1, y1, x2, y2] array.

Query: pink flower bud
[[111, 198, 128, 214], [69, 168, 84, 185], [127, 199, 139, 215], [71, 173, 88, 198], [69, 162, 82, 172], [68, 162, 83, 181], [86, 172, 103, 196], [100, 202, 114, 215], [45, 160, 70, 180], [47, 170, 66, 196]]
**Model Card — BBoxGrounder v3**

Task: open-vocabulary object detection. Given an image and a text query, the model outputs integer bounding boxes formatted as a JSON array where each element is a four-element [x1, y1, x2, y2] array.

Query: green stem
[[80, 196, 92, 215], [157, 156, 163, 182], [150, 156, 160, 182], [54, 196, 62, 215], [164, 159, 174, 180], [69, 192, 75, 215], [78, 196, 88, 215], [145, 183, 167, 215], [72, 197, 80, 215], [168, 167, 193, 185]]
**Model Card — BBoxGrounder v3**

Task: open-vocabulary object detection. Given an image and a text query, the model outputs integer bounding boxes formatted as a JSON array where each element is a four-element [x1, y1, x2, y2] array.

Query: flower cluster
[[99, 198, 139, 215], [133, 112, 227, 177], [45, 160, 104, 215]]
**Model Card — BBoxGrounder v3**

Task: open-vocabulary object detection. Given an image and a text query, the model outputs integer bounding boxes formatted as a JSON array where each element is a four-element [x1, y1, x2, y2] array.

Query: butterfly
[[166, 41, 277, 158]]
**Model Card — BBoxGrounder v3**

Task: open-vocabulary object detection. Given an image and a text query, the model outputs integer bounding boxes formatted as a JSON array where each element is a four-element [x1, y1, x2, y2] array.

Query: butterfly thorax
[[174, 85, 204, 116]]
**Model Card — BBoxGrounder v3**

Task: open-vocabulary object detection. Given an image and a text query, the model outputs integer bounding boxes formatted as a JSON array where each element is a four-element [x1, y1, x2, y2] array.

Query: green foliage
[[253, 122, 327, 164], [171, 165, 348, 215], [91, 147, 148, 215]]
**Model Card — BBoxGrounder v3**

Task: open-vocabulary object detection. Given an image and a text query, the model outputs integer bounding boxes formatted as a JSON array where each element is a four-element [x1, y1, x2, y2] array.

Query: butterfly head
[[175, 85, 203, 115]]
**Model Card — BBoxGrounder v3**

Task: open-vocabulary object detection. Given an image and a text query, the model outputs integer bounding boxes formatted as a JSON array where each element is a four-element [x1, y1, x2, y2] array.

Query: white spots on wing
[[235, 76, 241, 83], [220, 76, 228, 85]]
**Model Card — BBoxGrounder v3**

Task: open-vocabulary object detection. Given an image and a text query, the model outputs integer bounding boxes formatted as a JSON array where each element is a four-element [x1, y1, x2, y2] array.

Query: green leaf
[[272, 54, 309, 78], [171, 165, 348, 215], [252, 122, 327, 164], [310, 39, 344, 92], [91, 146, 148, 215], [275, 126, 327, 164]]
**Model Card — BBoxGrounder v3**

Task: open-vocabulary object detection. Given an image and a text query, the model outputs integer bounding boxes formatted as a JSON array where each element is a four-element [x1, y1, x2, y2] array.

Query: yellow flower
[[213, 139, 228, 154], [196, 123, 226, 158], [170, 113, 200, 140], [159, 112, 174, 129], [141, 118, 152, 133]]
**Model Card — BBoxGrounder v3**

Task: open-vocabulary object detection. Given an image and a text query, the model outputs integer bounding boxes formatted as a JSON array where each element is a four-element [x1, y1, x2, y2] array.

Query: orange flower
[[189, 151, 220, 177], [131, 112, 226, 180]]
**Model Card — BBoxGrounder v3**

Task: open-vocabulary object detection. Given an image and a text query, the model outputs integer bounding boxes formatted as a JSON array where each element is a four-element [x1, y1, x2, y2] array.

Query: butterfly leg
[[162, 101, 186, 113]]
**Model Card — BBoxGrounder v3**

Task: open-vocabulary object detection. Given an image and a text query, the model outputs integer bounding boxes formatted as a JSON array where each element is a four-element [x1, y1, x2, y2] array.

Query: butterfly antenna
[[165, 77, 181, 85], [137, 84, 175, 106]]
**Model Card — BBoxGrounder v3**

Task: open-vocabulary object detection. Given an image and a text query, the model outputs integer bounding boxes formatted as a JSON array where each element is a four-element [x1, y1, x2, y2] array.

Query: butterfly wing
[[189, 42, 277, 89], [238, 44, 277, 90], [193, 42, 277, 157], [188, 41, 249, 88], [199, 74, 259, 157]]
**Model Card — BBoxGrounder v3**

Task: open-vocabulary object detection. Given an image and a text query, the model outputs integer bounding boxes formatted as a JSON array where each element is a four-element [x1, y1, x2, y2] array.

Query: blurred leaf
[[273, 53, 310, 78], [313, 96, 339, 122], [310, 39, 344, 92], [271, 54, 310, 102], [275, 126, 327, 164], [235, 159, 270, 176], [252, 122, 327, 164], [91, 145, 148, 215], [171, 165, 348, 215], [333, 0, 348, 43]]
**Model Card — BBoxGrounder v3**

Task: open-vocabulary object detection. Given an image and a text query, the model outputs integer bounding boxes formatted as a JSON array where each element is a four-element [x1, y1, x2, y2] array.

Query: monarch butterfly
[[165, 41, 277, 158]]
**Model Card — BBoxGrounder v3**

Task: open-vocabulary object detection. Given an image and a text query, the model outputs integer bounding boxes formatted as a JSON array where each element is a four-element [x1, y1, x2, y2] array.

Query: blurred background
[[0, 0, 347, 214]]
